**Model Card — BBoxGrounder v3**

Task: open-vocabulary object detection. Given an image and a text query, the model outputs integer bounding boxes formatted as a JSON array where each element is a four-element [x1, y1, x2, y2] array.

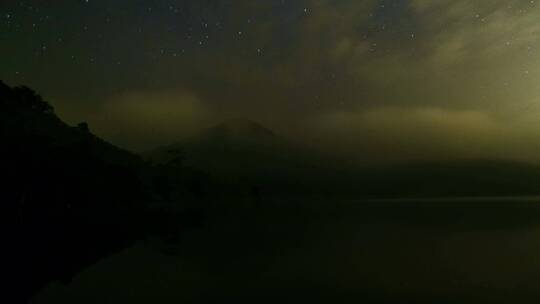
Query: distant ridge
[[148, 117, 540, 199], [199, 118, 276, 144], [208, 118, 274, 133], [148, 118, 287, 163]]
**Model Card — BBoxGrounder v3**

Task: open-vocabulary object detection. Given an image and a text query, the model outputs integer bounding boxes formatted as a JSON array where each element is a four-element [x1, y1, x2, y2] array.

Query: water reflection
[[33, 199, 540, 303]]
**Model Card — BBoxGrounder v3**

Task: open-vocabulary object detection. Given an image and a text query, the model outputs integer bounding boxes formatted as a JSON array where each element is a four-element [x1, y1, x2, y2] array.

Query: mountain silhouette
[[150, 119, 540, 199], [150, 119, 294, 170], [201, 118, 276, 143], [148, 119, 329, 198]]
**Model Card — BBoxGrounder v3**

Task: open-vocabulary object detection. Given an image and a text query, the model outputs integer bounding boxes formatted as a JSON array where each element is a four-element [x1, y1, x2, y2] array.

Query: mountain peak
[[204, 118, 275, 141]]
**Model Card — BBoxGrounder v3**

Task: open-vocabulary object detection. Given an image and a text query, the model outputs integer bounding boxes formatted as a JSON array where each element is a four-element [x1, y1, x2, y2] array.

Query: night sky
[[3, 1, 540, 162]]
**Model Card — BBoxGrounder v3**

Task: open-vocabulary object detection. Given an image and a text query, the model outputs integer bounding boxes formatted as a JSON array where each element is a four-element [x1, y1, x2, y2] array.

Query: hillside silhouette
[[0, 81, 154, 302]]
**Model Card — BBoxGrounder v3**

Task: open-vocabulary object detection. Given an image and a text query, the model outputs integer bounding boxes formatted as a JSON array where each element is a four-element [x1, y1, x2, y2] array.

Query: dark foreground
[[5, 82, 540, 303], [32, 198, 540, 304]]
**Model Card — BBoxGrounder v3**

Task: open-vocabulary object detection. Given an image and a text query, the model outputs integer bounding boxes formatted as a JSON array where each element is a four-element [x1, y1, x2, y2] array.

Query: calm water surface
[[32, 198, 540, 303]]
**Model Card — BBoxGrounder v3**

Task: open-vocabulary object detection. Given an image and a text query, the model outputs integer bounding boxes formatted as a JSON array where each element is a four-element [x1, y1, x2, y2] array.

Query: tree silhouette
[[166, 149, 185, 168], [77, 122, 90, 132], [12, 86, 54, 114]]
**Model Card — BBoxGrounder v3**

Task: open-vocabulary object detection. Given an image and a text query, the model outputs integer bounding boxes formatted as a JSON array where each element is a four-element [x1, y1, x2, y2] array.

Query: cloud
[[305, 106, 540, 164], [278, 0, 540, 110], [410, 0, 540, 61], [98, 0, 540, 156], [41, 0, 540, 159], [91, 90, 214, 151]]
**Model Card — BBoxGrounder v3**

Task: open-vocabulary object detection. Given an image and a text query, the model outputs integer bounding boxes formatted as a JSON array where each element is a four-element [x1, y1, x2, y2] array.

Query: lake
[[32, 198, 540, 303]]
